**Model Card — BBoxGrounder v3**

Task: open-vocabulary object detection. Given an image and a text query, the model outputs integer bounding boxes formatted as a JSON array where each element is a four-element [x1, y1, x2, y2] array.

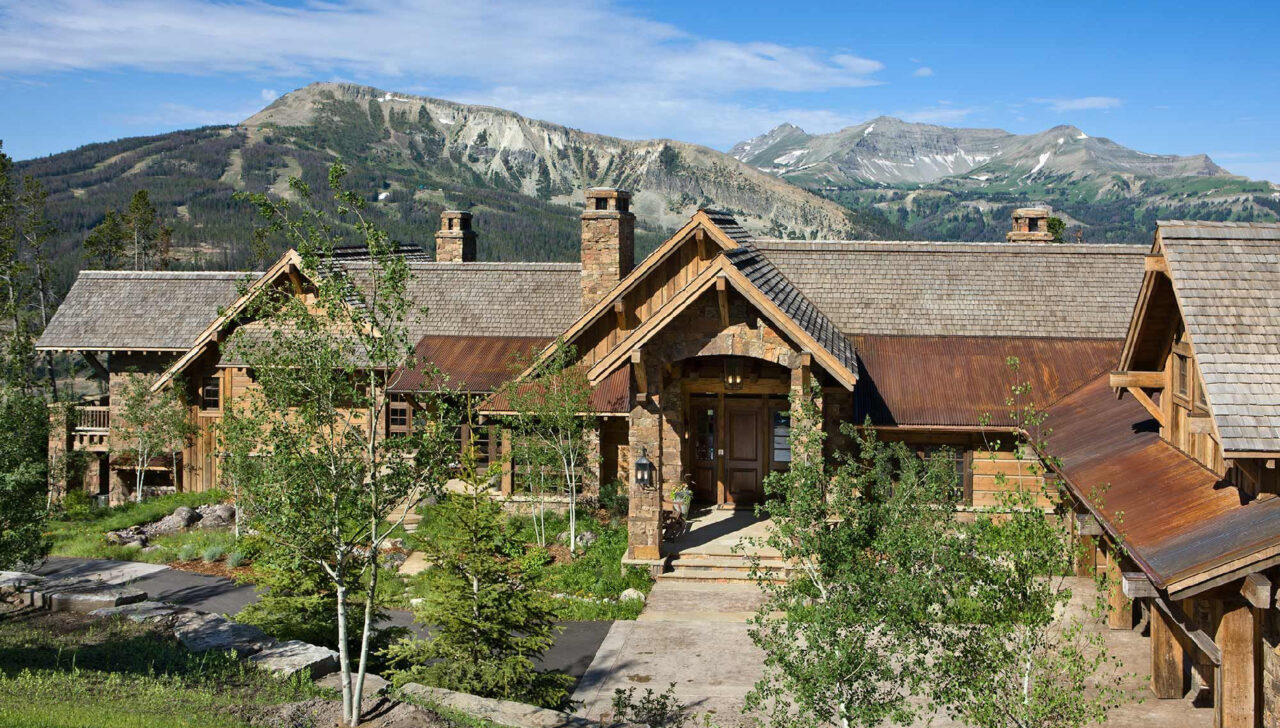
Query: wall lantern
[[634, 447, 654, 490], [724, 359, 744, 391]]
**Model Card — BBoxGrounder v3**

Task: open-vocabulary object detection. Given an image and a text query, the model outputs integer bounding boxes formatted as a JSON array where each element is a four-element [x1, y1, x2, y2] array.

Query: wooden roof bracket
[[715, 275, 729, 328], [82, 352, 109, 381], [1150, 594, 1221, 666], [1075, 512, 1104, 536], [631, 349, 647, 404], [1125, 386, 1167, 428]]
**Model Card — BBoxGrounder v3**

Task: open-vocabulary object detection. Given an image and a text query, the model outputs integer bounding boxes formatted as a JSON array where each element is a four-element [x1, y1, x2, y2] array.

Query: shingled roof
[[1158, 220, 1280, 453], [341, 261, 582, 340], [37, 271, 255, 351], [755, 240, 1147, 339]]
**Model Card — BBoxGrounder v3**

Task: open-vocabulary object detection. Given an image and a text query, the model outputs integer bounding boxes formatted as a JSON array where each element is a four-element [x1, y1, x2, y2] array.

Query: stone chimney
[[1006, 207, 1054, 243], [435, 210, 477, 262], [580, 188, 634, 311]]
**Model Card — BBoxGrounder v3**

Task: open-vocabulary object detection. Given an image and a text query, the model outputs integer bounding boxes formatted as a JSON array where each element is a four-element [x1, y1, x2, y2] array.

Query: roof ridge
[[1158, 219, 1280, 228], [391, 261, 582, 270], [79, 270, 261, 278], [753, 240, 1147, 253]]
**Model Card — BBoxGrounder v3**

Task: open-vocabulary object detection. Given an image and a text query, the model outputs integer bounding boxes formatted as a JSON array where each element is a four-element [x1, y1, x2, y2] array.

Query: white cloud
[[912, 67, 933, 77], [260, 88, 278, 103], [1033, 96, 1123, 112], [0, 0, 887, 148], [119, 100, 264, 127]]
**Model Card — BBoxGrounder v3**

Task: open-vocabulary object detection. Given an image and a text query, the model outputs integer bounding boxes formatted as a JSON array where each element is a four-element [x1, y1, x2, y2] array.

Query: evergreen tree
[[84, 209, 128, 270], [384, 467, 572, 708], [125, 189, 159, 269], [18, 176, 60, 397]]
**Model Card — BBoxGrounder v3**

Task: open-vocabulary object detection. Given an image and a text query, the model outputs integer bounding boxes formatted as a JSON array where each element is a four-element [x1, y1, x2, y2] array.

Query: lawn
[[0, 606, 319, 728], [48, 490, 238, 564]]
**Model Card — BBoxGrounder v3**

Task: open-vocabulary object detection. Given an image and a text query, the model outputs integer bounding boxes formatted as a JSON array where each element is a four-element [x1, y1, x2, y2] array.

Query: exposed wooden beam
[[716, 275, 729, 328], [1241, 572, 1272, 609], [1122, 571, 1160, 599], [1075, 512, 1104, 536], [1110, 370, 1165, 389], [631, 350, 647, 403], [1144, 254, 1168, 273], [1150, 595, 1221, 666], [81, 352, 109, 381], [614, 299, 627, 332], [1127, 386, 1168, 428]]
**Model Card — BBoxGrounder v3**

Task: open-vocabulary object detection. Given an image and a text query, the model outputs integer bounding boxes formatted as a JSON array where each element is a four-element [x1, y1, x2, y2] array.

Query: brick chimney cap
[[441, 209, 473, 217], [1012, 207, 1051, 218]]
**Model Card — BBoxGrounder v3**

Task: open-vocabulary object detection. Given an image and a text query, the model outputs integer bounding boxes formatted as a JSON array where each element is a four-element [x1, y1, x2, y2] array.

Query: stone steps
[[661, 551, 792, 584]]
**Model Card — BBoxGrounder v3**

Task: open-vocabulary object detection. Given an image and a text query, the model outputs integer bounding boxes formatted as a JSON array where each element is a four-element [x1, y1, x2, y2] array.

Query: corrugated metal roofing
[[755, 240, 1146, 339], [389, 335, 549, 393], [852, 335, 1121, 427], [1046, 374, 1280, 588], [1157, 220, 1280, 453], [37, 271, 257, 351], [480, 363, 631, 415]]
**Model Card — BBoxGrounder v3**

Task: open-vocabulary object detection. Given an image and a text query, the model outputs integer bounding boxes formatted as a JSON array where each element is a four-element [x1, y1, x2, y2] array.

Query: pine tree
[[18, 176, 59, 398], [124, 189, 158, 270], [84, 209, 128, 270], [384, 474, 572, 708]]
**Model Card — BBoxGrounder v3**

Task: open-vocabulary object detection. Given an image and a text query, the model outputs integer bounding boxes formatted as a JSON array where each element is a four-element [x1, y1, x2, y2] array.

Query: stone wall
[[46, 404, 72, 502]]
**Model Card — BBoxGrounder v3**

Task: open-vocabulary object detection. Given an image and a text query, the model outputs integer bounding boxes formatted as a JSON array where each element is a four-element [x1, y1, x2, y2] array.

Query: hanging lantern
[[724, 359, 744, 391], [634, 447, 653, 490]]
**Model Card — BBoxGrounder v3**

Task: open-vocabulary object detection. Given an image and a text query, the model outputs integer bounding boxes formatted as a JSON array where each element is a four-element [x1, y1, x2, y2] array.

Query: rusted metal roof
[[389, 335, 549, 393], [480, 364, 631, 415], [851, 335, 1121, 428], [1045, 374, 1280, 590]]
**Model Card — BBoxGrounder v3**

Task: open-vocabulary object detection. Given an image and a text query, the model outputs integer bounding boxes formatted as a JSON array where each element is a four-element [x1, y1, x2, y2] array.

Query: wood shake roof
[[754, 240, 1147, 339], [341, 261, 582, 340], [1157, 220, 1280, 454], [37, 270, 256, 351]]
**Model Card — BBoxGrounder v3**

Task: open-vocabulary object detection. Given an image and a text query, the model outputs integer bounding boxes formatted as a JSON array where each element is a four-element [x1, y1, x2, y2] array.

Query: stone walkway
[[573, 575, 1214, 728]]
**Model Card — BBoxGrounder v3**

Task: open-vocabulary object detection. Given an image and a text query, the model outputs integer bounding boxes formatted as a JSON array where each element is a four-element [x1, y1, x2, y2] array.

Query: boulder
[[0, 571, 42, 595], [105, 526, 146, 545], [575, 530, 599, 550], [249, 640, 340, 679], [379, 538, 406, 552], [195, 503, 236, 530], [620, 588, 646, 603], [147, 505, 199, 536], [400, 682, 598, 728], [40, 579, 149, 613], [89, 601, 184, 622], [315, 671, 390, 698], [173, 612, 277, 656]]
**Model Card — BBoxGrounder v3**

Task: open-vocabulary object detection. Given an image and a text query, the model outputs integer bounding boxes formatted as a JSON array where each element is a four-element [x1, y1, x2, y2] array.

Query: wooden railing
[[74, 405, 110, 432]]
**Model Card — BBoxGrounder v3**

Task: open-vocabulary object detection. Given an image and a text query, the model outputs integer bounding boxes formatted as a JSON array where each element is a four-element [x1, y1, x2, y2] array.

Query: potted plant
[[670, 482, 693, 519]]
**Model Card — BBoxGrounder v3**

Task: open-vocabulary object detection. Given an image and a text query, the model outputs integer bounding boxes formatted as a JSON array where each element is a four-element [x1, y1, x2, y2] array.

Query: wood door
[[725, 402, 764, 508], [690, 399, 718, 503]]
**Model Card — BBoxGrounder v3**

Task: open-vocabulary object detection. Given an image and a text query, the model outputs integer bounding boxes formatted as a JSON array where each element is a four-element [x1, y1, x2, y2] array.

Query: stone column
[[626, 400, 663, 561], [582, 419, 601, 501], [46, 404, 72, 503], [788, 357, 822, 465]]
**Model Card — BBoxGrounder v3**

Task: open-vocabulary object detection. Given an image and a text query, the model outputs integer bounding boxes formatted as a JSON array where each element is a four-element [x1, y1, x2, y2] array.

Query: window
[[200, 376, 220, 411], [1174, 353, 1190, 399], [771, 411, 791, 464], [388, 394, 410, 435], [694, 407, 716, 462]]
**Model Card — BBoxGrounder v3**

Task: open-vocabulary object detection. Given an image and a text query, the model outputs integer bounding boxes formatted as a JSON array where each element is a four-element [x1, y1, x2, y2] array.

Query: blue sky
[[1, 0, 1276, 181]]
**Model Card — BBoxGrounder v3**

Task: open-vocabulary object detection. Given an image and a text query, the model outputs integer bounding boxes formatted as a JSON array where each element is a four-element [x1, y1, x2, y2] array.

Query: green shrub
[[598, 479, 629, 519], [61, 489, 94, 521], [177, 544, 199, 561], [224, 551, 246, 568], [201, 546, 226, 563]]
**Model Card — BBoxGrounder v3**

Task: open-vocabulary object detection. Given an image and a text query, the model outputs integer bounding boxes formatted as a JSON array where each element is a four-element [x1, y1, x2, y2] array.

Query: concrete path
[[573, 581, 766, 726], [33, 556, 612, 681], [574, 577, 1215, 728]]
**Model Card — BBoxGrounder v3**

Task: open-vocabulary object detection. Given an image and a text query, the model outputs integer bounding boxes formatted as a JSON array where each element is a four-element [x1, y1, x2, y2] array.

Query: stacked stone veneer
[[435, 210, 477, 262], [625, 291, 817, 560], [580, 189, 634, 312], [1264, 602, 1280, 726]]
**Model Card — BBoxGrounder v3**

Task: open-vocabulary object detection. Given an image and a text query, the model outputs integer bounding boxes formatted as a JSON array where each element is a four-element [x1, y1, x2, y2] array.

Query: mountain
[[732, 117, 1278, 242], [15, 82, 883, 291]]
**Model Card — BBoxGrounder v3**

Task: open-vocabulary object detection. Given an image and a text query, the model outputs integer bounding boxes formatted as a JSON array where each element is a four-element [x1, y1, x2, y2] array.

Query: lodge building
[[37, 192, 1280, 726]]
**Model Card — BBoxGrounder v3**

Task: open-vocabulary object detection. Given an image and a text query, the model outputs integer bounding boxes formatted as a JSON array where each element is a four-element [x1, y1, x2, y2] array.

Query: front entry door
[[725, 403, 764, 508]]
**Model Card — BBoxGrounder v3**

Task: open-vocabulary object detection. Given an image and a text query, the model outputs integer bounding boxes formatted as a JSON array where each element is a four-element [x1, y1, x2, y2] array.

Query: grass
[[48, 490, 231, 562], [0, 606, 320, 728]]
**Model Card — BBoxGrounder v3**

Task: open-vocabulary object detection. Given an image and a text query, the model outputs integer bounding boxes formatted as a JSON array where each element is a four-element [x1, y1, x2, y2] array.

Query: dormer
[[1112, 221, 1280, 496]]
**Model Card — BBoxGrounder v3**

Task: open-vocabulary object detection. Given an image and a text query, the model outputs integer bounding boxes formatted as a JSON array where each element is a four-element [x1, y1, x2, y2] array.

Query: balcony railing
[[74, 405, 110, 432]]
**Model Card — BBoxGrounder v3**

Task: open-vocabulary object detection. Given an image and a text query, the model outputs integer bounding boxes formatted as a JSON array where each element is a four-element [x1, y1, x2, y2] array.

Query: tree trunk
[[335, 580, 353, 726], [353, 554, 378, 724]]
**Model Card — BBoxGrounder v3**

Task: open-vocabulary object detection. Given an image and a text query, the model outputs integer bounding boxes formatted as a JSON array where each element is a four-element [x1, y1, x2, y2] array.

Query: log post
[[499, 428, 513, 496], [1075, 535, 1097, 577], [1105, 550, 1132, 629], [1216, 600, 1261, 728], [1150, 604, 1187, 699]]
